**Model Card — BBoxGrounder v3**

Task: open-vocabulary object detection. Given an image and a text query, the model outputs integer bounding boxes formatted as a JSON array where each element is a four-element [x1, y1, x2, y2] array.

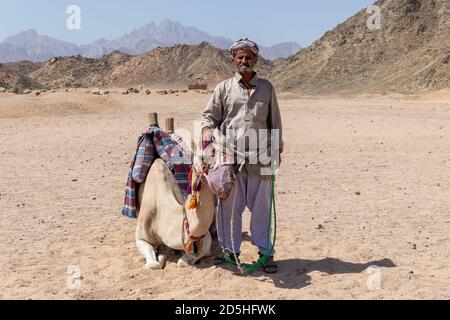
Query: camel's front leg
[[136, 239, 162, 269], [177, 232, 212, 268]]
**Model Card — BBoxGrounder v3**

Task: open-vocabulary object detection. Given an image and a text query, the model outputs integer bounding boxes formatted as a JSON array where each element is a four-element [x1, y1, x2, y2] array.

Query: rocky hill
[[0, 63, 42, 91], [103, 42, 272, 87], [29, 51, 132, 88], [28, 42, 272, 89], [271, 0, 450, 94]]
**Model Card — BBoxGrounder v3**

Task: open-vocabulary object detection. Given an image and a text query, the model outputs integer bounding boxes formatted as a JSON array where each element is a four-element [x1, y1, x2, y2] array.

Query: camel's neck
[[185, 178, 215, 237]]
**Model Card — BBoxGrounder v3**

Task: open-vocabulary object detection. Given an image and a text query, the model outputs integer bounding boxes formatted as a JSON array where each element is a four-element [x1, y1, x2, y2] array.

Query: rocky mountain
[[0, 29, 80, 62], [0, 19, 301, 62], [28, 42, 273, 88], [271, 0, 450, 94], [80, 19, 234, 58]]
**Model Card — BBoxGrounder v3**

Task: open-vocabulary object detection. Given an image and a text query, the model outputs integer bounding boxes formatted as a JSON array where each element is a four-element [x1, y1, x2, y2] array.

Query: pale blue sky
[[0, 0, 375, 46]]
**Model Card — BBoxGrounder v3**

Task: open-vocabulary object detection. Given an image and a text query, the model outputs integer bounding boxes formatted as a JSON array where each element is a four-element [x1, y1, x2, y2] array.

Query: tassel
[[185, 241, 193, 255], [188, 193, 198, 209], [197, 241, 203, 255]]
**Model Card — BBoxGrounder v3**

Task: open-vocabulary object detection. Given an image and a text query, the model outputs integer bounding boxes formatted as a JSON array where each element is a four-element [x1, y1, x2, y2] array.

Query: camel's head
[[182, 140, 216, 255], [190, 135, 236, 203]]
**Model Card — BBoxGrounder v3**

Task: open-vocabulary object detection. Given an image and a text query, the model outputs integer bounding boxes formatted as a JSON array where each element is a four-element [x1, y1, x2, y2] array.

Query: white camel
[[135, 148, 216, 269]]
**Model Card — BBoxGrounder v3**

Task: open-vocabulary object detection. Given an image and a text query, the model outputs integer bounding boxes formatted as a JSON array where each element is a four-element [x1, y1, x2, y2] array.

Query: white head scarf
[[230, 38, 259, 57]]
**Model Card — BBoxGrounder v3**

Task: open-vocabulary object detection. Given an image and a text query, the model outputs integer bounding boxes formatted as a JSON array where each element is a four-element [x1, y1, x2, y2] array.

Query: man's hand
[[201, 126, 215, 166], [201, 126, 211, 139]]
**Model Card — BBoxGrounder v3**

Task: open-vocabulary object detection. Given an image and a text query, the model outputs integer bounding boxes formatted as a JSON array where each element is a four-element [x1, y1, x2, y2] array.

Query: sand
[[0, 89, 449, 300]]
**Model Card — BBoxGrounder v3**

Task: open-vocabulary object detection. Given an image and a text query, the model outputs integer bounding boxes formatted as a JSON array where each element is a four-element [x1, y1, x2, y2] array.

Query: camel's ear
[[190, 140, 202, 174], [191, 139, 198, 153]]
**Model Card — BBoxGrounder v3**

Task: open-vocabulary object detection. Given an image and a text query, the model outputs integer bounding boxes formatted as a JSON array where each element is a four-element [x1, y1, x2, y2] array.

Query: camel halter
[[182, 206, 205, 256], [182, 169, 207, 256]]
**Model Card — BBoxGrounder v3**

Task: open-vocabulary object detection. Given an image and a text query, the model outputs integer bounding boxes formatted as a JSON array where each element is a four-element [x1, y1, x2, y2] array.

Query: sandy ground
[[0, 89, 449, 300]]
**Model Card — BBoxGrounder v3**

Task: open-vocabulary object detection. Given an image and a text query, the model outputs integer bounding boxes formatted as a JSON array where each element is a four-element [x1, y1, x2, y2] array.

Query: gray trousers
[[216, 174, 274, 256]]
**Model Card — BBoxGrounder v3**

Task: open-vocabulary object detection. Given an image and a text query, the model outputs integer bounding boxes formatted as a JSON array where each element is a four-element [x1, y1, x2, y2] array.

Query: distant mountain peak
[[4, 29, 38, 43], [0, 19, 301, 62]]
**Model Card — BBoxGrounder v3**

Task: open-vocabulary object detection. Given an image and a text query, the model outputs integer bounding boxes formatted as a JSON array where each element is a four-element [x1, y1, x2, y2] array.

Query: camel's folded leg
[[156, 245, 169, 269], [136, 239, 162, 270]]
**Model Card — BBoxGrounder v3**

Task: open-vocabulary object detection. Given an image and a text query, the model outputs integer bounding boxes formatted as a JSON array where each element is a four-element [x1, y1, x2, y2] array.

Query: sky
[[0, 0, 376, 47]]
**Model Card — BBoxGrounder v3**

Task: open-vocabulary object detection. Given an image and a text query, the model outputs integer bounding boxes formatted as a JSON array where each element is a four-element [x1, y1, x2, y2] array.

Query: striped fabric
[[122, 127, 191, 218]]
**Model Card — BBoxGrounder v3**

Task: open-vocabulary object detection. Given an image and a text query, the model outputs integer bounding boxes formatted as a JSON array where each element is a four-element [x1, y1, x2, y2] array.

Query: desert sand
[[0, 89, 449, 300]]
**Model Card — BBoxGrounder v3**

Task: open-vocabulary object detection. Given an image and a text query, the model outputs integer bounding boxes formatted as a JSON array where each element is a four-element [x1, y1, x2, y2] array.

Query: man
[[200, 38, 283, 273]]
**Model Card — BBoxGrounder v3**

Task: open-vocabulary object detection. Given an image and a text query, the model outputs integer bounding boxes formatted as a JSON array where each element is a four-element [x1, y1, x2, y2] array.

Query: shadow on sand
[[196, 234, 396, 290]]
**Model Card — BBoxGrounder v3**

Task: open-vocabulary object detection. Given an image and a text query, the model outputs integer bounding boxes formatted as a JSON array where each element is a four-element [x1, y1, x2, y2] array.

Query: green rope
[[223, 174, 277, 275]]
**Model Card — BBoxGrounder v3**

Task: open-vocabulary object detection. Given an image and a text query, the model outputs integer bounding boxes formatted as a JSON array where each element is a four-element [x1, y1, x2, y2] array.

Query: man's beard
[[238, 63, 254, 74]]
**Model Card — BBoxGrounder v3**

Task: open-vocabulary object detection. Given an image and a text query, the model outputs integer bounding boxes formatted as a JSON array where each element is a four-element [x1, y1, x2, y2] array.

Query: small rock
[[145, 89, 151, 95], [127, 88, 139, 94], [316, 224, 324, 230], [355, 191, 361, 196], [0, 87, 6, 93], [103, 90, 110, 95], [72, 179, 78, 182], [22, 89, 32, 95]]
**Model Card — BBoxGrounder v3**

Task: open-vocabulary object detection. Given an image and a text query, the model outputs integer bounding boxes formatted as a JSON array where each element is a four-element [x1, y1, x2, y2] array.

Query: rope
[[229, 181, 245, 273], [224, 173, 277, 275]]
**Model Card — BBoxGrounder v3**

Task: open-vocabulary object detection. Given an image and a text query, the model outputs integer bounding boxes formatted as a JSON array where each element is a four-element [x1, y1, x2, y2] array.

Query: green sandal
[[214, 251, 240, 266]]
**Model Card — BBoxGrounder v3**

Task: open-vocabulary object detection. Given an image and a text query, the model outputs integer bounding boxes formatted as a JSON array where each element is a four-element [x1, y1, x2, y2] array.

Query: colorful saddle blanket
[[122, 127, 191, 218]]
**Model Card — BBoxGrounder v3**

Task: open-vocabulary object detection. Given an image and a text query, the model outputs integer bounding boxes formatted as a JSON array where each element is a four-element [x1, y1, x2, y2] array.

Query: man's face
[[233, 50, 258, 74]]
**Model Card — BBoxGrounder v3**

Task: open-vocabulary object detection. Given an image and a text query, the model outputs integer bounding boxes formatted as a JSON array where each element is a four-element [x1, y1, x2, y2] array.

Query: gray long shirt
[[200, 72, 283, 179]]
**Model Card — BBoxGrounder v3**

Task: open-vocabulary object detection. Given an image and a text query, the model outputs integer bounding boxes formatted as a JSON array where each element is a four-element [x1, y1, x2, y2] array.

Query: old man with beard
[[200, 38, 284, 273]]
